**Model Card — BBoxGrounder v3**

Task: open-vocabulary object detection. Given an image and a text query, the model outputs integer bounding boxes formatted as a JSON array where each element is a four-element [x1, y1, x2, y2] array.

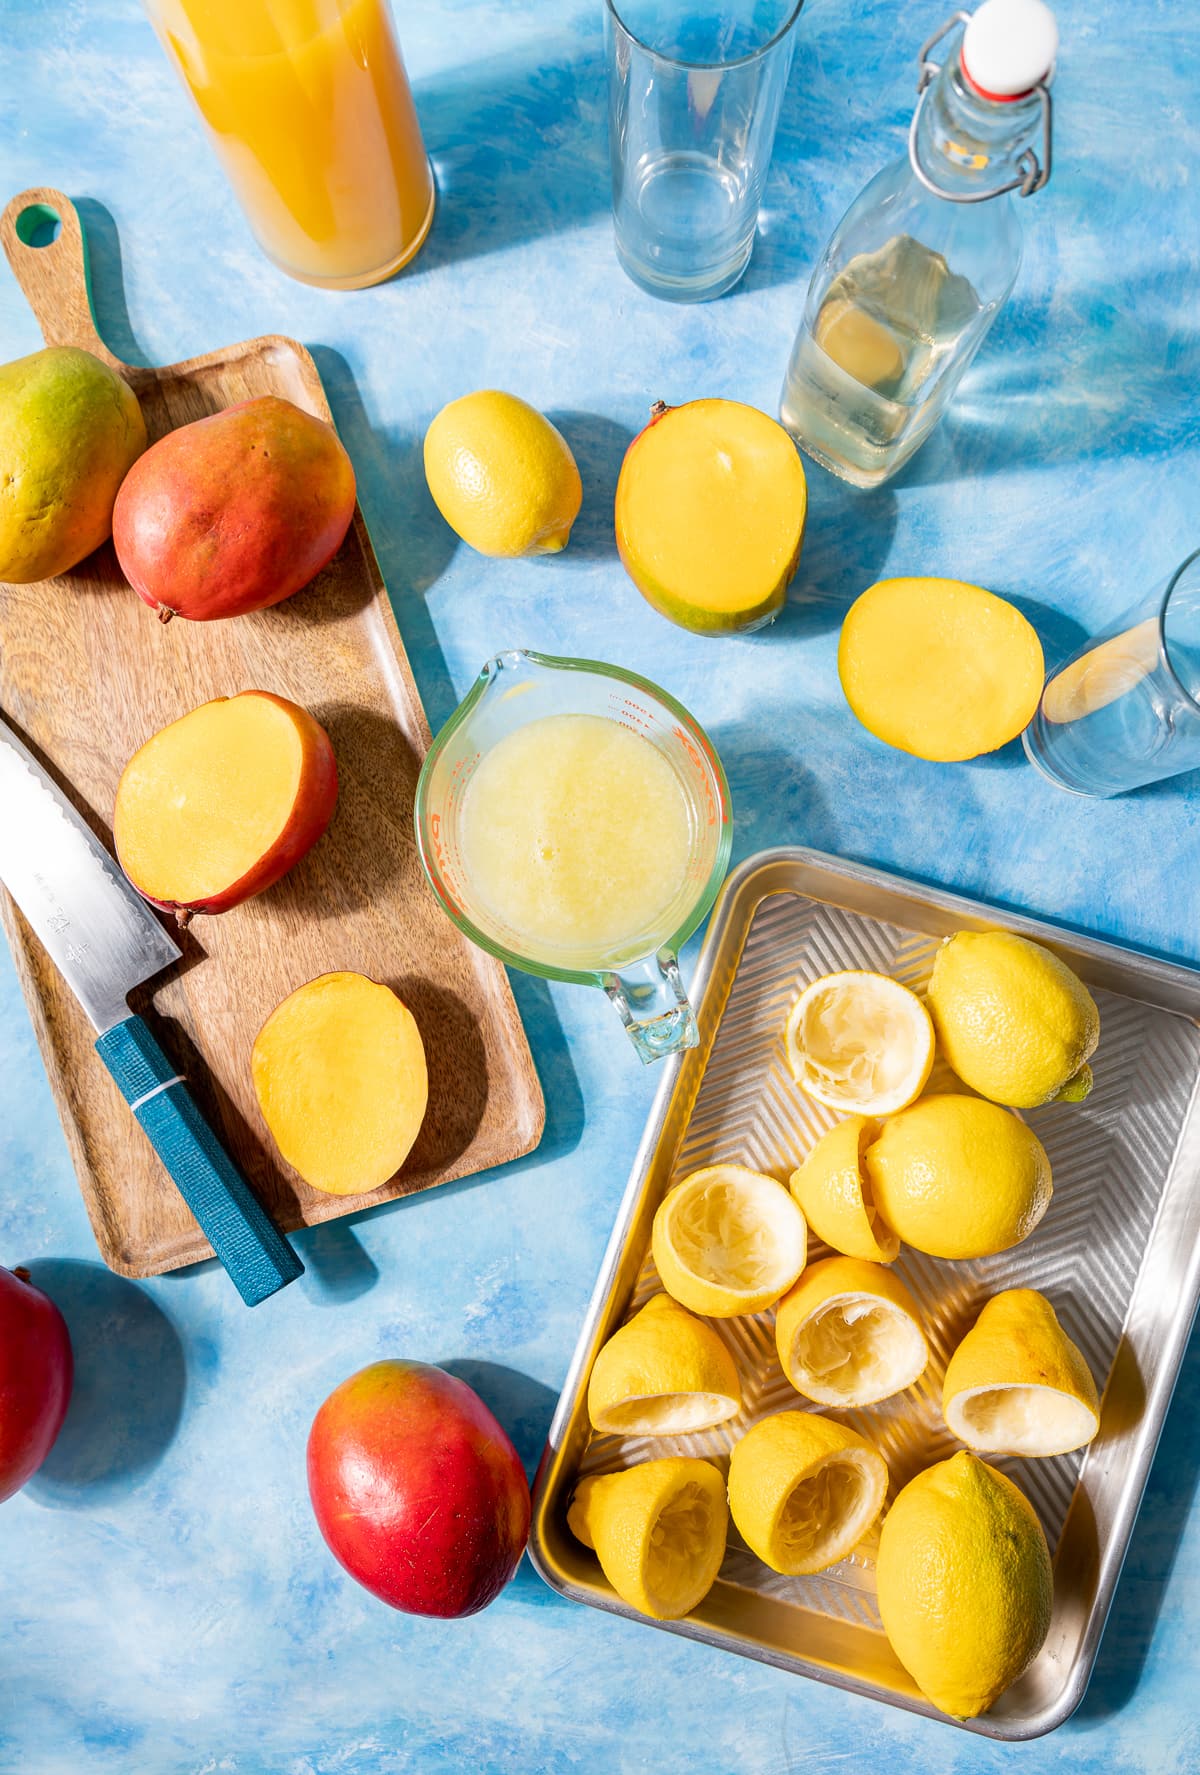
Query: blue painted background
[[1, 1, 1198, 1770]]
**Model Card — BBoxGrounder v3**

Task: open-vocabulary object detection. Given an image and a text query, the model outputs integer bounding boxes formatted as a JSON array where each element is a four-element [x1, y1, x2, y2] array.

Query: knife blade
[[0, 712, 303, 1306]]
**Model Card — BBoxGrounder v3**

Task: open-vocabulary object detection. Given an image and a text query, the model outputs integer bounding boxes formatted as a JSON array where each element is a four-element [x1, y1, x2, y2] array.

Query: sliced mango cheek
[[838, 576, 1046, 762], [616, 398, 807, 633], [252, 971, 429, 1196], [115, 694, 305, 902]]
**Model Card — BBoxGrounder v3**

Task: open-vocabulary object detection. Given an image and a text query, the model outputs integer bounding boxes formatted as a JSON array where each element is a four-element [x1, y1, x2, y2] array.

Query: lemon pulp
[[587, 1295, 741, 1436], [785, 971, 934, 1115], [795, 1299, 917, 1398], [727, 1410, 888, 1575], [458, 714, 693, 969], [652, 1165, 808, 1317], [775, 1257, 928, 1407], [776, 1459, 872, 1566], [645, 1480, 721, 1613], [953, 1384, 1096, 1454]]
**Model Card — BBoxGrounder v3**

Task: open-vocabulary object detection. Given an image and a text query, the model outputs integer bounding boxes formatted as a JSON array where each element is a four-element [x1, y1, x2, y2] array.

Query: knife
[[0, 711, 303, 1306]]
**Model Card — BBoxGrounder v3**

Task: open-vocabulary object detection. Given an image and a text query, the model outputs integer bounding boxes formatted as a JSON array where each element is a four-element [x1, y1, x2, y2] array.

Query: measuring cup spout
[[603, 948, 700, 1064]]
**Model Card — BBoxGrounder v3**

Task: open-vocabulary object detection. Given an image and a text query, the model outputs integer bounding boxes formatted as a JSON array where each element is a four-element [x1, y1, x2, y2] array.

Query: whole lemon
[[865, 1094, 1051, 1259], [876, 1451, 1053, 1718], [423, 390, 582, 557], [928, 930, 1099, 1108]]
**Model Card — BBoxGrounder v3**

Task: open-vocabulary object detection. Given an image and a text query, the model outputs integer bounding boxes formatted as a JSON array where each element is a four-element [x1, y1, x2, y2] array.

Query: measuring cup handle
[[603, 949, 700, 1064]]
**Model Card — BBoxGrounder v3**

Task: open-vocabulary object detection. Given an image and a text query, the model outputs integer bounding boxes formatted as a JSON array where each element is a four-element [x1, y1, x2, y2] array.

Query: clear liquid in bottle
[[781, 234, 991, 488]]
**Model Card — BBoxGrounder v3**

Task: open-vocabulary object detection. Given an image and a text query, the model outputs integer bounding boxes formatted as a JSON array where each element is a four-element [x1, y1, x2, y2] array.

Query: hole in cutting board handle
[[15, 204, 62, 249]]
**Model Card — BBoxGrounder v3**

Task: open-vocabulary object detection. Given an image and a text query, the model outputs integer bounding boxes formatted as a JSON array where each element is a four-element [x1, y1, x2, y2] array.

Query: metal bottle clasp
[[908, 10, 1053, 204]]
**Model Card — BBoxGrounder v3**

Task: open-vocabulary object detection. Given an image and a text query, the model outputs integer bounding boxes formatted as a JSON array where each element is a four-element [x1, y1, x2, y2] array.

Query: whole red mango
[[0, 1266, 73, 1502], [307, 1360, 531, 1617], [113, 395, 356, 622]]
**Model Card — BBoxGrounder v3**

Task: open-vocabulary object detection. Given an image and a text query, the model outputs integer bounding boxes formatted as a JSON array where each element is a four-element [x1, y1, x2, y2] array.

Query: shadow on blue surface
[[783, 469, 898, 636], [1073, 1312, 1200, 1726], [438, 1357, 567, 1609], [548, 410, 633, 562], [22, 1259, 185, 1505], [288, 970, 584, 1277], [308, 343, 463, 731], [894, 286, 1200, 488], [414, 46, 610, 274]]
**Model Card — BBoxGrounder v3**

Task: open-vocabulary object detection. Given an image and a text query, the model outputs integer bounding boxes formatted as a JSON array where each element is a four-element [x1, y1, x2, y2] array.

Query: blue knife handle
[[95, 1015, 303, 1307]]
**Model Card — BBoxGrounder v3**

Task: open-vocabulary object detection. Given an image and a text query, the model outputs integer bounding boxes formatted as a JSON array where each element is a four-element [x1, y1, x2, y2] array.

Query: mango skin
[[0, 345, 147, 583], [112, 395, 356, 622], [307, 1360, 531, 1617]]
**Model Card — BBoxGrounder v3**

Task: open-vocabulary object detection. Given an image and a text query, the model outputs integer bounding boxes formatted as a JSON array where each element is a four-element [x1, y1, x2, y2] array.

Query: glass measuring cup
[[414, 651, 732, 1062]]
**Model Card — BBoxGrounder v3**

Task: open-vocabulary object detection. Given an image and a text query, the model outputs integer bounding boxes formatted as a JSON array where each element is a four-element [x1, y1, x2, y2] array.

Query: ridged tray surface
[[532, 851, 1200, 1740]]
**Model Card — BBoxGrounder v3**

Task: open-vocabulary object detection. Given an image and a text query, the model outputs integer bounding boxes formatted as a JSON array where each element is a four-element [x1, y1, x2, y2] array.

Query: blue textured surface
[[2, 2, 1199, 1771]]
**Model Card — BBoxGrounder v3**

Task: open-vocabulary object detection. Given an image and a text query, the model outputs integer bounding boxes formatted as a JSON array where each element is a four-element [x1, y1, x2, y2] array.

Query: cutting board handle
[[0, 187, 126, 370]]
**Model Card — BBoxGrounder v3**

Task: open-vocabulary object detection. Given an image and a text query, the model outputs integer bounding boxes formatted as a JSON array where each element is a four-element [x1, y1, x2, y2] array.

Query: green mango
[[0, 345, 147, 583]]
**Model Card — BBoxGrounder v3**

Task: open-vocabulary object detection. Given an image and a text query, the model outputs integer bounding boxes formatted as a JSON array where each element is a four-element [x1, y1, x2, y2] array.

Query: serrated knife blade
[[0, 713, 180, 1029]]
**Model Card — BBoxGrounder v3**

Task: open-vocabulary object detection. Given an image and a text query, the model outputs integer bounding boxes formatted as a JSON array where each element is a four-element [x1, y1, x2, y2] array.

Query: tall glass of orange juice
[[141, 0, 435, 288]]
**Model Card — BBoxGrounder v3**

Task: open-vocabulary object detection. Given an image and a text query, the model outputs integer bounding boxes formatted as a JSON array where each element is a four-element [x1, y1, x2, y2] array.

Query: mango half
[[838, 577, 1045, 762], [615, 399, 807, 635], [0, 345, 147, 582]]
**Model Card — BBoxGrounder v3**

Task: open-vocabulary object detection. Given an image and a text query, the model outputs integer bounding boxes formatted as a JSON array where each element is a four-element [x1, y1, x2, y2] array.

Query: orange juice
[[143, 0, 435, 288]]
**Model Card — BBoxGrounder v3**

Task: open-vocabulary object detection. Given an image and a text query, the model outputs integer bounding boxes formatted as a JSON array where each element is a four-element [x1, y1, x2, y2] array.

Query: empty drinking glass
[[604, 0, 803, 301], [1023, 548, 1200, 796]]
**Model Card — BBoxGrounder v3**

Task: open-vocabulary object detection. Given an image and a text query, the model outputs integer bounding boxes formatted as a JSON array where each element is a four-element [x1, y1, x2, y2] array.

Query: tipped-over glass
[[415, 651, 732, 1062], [1024, 547, 1200, 797]]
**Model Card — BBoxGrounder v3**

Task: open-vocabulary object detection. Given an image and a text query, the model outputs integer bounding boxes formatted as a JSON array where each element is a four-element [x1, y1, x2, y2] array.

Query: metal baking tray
[[529, 847, 1200, 1740]]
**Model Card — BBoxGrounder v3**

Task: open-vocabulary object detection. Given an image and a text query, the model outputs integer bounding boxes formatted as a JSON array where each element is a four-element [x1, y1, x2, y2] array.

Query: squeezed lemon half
[[728, 1410, 889, 1576], [784, 971, 934, 1116], [775, 1255, 928, 1408], [568, 1456, 728, 1620], [943, 1289, 1100, 1457], [789, 1114, 900, 1263], [652, 1164, 808, 1318], [587, 1295, 742, 1436]]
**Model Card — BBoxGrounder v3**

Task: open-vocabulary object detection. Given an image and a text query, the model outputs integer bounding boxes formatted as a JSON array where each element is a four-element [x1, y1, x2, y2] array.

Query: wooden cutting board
[[0, 187, 544, 1277]]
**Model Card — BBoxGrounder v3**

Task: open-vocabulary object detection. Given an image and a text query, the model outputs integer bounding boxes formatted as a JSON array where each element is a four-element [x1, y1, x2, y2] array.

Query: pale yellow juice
[[458, 714, 694, 967]]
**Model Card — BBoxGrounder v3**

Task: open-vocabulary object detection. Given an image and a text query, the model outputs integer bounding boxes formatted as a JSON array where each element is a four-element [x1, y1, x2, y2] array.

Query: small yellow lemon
[[865, 1095, 1052, 1260], [876, 1451, 1053, 1718], [943, 1290, 1100, 1457], [423, 390, 582, 557], [775, 1255, 928, 1407], [928, 930, 1100, 1108], [789, 1115, 900, 1263], [587, 1295, 742, 1436], [567, 1456, 727, 1619], [727, 1410, 888, 1576], [651, 1164, 808, 1318], [784, 971, 934, 1116]]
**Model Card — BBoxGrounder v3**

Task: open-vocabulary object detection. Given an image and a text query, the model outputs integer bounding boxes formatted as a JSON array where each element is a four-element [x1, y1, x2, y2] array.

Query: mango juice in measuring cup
[[415, 653, 732, 1062], [142, 0, 435, 288]]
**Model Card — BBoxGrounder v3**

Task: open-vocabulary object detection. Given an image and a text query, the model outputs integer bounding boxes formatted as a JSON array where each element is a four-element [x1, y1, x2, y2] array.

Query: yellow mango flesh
[[616, 399, 807, 635], [115, 694, 309, 903], [0, 345, 146, 582], [252, 972, 428, 1196], [838, 578, 1045, 761]]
